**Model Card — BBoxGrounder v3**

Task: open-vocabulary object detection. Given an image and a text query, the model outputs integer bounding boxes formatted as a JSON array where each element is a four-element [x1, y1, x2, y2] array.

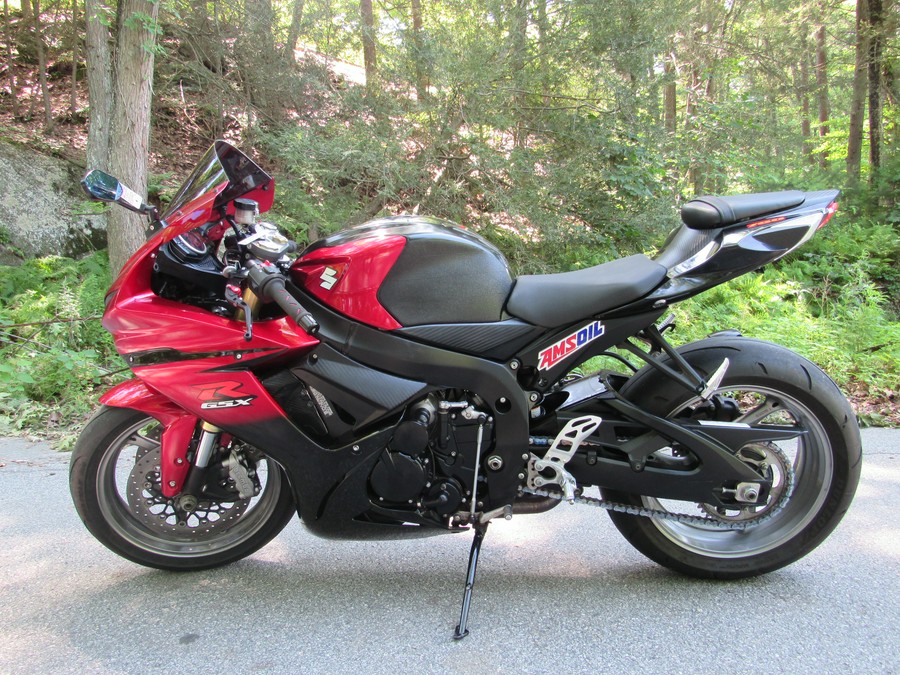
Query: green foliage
[[148, 171, 176, 206], [0, 252, 122, 444], [785, 196, 900, 319], [672, 266, 899, 420], [2, 0, 897, 429], [68, 200, 110, 216]]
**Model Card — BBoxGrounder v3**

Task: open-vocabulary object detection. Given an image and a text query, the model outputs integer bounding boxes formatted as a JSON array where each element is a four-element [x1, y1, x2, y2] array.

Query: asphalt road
[[0, 428, 897, 674]]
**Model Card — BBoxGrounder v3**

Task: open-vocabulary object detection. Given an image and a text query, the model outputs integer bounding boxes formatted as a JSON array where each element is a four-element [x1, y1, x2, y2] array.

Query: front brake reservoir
[[234, 198, 258, 225]]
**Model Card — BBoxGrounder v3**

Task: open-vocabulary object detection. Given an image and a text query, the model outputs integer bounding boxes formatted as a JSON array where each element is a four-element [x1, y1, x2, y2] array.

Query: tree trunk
[[410, 0, 427, 101], [69, 0, 79, 115], [664, 55, 676, 134], [212, 0, 225, 136], [3, 0, 19, 118], [360, 0, 377, 91], [798, 32, 814, 166], [510, 0, 528, 147], [284, 0, 305, 61], [23, 0, 54, 130], [107, 0, 159, 275], [882, 0, 897, 208], [242, 0, 278, 117], [686, 64, 702, 194], [847, 0, 870, 184], [534, 0, 552, 105], [84, 0, 112, 172], [868, 0, 884, 178], [814, 22, 829, 169]]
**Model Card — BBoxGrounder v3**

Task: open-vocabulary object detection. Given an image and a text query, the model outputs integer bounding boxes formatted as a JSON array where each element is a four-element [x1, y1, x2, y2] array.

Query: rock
[[0, 140, 107, 258]]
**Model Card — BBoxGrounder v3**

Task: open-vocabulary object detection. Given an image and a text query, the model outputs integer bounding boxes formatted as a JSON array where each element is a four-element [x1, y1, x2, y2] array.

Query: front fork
[[99, 379, 219, 499], [180, 422, 223, 498]]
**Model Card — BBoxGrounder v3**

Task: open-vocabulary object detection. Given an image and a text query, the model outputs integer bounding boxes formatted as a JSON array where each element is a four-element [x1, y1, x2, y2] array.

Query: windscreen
[[161, 140, 272, 220]]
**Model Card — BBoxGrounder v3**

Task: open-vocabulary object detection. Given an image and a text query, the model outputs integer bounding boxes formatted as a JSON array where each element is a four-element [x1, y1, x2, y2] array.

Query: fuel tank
[[291, 216, 514, 330]]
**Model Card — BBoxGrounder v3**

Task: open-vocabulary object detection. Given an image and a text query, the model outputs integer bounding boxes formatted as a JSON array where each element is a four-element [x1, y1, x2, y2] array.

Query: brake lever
[[225, 284, 253, 342]]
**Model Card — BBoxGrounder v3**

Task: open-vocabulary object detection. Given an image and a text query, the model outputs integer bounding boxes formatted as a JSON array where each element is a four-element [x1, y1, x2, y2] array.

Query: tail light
[[818, 201, 838, 229]]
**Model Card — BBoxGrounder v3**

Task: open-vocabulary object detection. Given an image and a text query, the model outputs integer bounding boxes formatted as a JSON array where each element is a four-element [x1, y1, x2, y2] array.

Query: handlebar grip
[[247, 262, 319, 335], [270, 282, 319, 335]]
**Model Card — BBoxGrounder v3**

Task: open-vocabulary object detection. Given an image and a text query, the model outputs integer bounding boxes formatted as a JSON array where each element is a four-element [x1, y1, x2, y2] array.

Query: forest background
[[0, 0, 897, 444]]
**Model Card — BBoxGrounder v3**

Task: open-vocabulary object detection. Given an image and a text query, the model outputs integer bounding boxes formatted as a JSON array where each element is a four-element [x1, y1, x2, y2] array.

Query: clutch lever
[[224, 284, 254, 342]]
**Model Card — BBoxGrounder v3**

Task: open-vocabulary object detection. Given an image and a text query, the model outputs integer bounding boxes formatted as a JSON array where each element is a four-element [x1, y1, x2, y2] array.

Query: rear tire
[[603, 336, 861, 579], [70, 406, 296, 571]]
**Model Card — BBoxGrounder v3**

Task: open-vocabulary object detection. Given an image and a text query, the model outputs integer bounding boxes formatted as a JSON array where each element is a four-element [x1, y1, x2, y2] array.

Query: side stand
[[452, 522, 489, 640]]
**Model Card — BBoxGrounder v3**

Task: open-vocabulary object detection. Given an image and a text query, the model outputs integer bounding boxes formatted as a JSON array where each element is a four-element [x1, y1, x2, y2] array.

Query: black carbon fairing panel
[[653, 226, 721, 270], [396, 320, 543, 358], [292, 345, 430, 434]]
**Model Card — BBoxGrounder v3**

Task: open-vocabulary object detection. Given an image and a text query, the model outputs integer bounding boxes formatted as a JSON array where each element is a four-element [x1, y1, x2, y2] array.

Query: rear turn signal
[[818, 201, 838, 229]]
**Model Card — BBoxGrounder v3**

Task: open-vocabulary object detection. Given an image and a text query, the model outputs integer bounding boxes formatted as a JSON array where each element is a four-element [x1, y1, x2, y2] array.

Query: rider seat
[[506, 254, 667, 328]]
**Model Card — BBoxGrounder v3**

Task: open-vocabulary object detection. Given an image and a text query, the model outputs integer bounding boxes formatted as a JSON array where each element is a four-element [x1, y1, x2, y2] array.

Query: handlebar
[[246, 261, 320, 335]]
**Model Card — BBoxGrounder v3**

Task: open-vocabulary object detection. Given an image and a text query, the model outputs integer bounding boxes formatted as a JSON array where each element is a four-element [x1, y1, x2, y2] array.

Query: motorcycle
[[71, 140, 861, 638]]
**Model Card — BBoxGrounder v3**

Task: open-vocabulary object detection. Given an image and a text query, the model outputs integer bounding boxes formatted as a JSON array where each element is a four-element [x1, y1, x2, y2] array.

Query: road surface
[[0, 428, 897, 674]]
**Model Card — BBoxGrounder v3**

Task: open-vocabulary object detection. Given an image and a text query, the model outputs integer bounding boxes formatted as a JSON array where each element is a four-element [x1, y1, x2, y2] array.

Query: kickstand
[[452, 522, 489, 640]]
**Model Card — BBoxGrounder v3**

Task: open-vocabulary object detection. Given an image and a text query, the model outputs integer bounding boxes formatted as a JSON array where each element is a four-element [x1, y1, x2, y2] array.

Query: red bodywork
[[102, 178, 320, 496], [290, 235, 406, 331]]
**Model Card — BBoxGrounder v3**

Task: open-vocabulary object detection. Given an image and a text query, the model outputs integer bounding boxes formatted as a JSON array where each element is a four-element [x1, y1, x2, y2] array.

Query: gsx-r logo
[[195, 381, 257, 410]]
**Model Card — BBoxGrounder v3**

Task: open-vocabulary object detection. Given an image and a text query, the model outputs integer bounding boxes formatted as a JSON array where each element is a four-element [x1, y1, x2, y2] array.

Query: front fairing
[[99, 143, 318, 481], [161, 140, 274, 222], [107, 141, 275, 298]]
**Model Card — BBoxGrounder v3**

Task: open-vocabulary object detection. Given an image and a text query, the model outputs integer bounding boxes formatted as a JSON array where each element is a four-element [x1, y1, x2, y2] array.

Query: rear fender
[[101, 379, 198, 497]]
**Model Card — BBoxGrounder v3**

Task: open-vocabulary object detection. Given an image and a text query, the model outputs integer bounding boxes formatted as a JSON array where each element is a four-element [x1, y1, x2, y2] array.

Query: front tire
[[70, 406, 296, 571], [604, 336, 861, 579]]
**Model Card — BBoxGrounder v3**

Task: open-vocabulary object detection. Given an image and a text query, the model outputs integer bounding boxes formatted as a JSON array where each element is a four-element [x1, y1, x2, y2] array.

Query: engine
[[368, 394, 493, 520]]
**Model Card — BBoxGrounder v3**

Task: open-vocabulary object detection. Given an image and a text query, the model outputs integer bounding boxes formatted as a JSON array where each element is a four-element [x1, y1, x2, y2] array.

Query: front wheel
[[604, 336, 861, 579], [70, 406, 296, 571]]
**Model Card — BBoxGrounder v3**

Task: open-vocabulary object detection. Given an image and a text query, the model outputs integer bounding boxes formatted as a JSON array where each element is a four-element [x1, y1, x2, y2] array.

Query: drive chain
[[521, 487, 755, 530], [521, 434, 795, 531], [522, 453, 794, 532]]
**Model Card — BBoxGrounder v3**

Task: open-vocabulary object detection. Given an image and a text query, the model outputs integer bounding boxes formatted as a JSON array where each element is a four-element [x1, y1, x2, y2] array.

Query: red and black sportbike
[[71, 141, 861, 638]]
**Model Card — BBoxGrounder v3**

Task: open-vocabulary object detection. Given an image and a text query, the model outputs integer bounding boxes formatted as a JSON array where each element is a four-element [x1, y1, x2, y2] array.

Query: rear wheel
[[70, 406, 296, 571], [603, 336, 861, 579]]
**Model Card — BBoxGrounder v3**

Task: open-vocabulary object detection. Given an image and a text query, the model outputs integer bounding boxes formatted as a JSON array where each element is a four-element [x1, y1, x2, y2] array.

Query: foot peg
[[528, 415, 602, 503], [452, 416, 601, 639]]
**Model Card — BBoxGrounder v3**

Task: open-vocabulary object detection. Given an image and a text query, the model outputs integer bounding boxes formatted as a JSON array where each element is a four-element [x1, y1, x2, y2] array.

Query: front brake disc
[[126, 449, 250, 537]]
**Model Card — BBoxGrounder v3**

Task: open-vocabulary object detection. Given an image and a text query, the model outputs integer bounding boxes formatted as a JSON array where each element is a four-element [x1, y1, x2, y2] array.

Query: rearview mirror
[[81, 170, 153, 216]]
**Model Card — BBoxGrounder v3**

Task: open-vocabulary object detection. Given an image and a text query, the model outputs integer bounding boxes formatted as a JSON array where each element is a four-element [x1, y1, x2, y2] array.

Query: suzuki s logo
[[537, 321, 605, 371], [195, 381, 257, 410], [320, 267, 339, 290]]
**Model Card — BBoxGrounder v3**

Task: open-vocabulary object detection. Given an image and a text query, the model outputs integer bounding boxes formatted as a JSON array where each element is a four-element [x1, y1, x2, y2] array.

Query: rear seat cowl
[[681, 191, 806, 230]]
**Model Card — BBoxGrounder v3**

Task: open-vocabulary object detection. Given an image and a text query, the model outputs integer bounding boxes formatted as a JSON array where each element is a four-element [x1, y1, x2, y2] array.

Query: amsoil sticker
[[195, 381, 257, 410], [537, 321, 605, 370]]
